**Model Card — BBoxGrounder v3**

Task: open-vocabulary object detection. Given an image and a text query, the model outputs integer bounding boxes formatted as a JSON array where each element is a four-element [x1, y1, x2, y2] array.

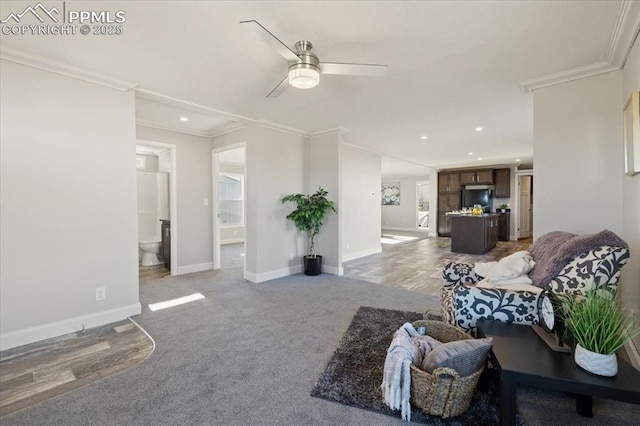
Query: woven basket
[[409, 320, 484, 418]]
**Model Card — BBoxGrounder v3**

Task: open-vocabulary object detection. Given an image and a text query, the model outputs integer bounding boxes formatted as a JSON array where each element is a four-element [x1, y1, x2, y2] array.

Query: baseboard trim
[[382, 227, 417, 232], [244, 265, 304, 283], [220, 238, 244, 245], [176, 262, 213, 275], [343, 247, 382, 262], [0, 303, 142, 351], [322, 265, 344, 276]]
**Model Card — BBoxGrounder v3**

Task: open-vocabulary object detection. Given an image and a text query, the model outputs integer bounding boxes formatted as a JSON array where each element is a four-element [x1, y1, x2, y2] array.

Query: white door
[[518, 175, 532, 238]]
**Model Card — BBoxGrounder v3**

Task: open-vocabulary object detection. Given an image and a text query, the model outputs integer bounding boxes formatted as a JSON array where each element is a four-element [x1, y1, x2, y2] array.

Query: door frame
[[415, 181, 429, 232], [212, 143, 247, 270], [514, 170, 534, 240], [136, 139, 178, 275]]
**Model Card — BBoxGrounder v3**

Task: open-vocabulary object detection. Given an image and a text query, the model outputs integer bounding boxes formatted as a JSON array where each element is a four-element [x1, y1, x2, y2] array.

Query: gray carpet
[[3, 267, 639, 425]]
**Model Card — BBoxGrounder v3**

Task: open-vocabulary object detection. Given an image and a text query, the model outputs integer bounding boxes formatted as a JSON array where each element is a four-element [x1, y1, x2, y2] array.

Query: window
[[136, 156, 146, 169], [219, 173, 244, 226]]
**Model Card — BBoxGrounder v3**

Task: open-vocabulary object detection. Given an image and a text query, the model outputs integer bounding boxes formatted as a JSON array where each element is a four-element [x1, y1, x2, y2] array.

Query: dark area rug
[[311, 306, 525, 425]]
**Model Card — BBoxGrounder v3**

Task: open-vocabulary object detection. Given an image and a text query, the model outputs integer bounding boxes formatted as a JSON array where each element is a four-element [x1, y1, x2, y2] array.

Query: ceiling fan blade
[[266, 75, 290, 98], [320, 62, 388, 77], [240, 20, 300, 62]]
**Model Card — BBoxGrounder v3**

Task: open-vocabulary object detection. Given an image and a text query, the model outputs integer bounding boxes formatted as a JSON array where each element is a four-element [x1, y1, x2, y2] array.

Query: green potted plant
[[281, 187, 336, 276], [560, 289, 640, 377]]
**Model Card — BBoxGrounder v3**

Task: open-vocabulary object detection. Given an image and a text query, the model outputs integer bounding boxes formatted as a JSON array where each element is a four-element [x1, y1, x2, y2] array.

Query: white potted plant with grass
[[561, 289, 640, 377]]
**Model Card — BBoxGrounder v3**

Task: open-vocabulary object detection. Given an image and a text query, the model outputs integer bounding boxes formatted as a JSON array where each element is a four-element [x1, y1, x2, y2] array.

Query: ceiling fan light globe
[[288, 67, 320, 89]]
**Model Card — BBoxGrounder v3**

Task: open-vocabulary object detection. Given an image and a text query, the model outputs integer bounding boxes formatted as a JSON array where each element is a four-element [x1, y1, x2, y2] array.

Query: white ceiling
[[1, 1, 636, 170]]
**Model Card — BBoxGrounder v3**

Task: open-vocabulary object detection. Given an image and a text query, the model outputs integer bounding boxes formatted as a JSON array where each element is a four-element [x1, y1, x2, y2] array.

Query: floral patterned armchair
[[441, 243, 630, 333]]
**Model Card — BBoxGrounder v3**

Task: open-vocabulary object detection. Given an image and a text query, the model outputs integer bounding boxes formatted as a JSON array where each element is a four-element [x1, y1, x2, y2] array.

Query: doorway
[[135, 140, 177, 277], [213, 145, 246, 271], [516, 174, 533, 239], [416, 181, 430, 231]]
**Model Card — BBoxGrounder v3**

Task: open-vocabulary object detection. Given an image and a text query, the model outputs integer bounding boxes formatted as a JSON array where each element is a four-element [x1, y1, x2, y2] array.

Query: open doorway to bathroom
[[136, 143, 176, 280], [213, 145, 246, 271]]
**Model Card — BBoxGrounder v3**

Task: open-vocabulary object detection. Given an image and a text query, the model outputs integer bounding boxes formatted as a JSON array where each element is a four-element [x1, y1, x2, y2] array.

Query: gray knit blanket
[[381, 323, 441, 422], [529, 229, 627, 288]]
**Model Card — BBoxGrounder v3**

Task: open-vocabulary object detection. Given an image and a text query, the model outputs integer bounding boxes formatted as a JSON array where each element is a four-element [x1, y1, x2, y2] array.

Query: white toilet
[[139, 240, 163, 266]]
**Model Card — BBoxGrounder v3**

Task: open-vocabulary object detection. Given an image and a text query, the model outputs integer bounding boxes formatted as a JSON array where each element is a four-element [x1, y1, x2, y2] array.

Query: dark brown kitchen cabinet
[[437, 192, 460, 236], [438, 172, 461, 193], [460, 169, 494, 185], [497, 212, 510, 241], [494, 168, 511, 198]]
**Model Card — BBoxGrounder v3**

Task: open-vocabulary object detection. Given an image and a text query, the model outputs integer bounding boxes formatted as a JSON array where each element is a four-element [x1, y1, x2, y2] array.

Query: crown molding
[[136, 120, 211, 138], [309, 127, 349, 139], [519, 61, 617, 93], [257, 119, 308, 138], [341, 142, 381, 158], [209, 123, 247, 138], [135, 89, 254, 124], [606, 0, 640, 68], [0, 47, 137, 91], [519, 0, 640, 92]]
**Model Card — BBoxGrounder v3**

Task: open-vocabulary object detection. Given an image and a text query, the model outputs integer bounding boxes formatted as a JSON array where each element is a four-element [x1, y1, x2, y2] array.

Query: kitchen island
[[450, 214, 499, 254]]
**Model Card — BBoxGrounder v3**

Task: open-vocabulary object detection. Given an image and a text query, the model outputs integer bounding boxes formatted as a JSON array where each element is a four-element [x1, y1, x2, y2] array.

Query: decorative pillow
[[422, 337, 493, 377]]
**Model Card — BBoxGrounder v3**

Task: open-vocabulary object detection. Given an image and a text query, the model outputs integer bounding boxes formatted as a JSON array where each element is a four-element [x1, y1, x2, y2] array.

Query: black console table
[[477, 320, 640, 425]]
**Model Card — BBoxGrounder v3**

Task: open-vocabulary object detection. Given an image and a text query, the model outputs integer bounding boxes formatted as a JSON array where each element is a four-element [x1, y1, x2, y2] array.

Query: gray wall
[[533, 71, 623, 237], [341, 145, 382, 261], [308, 132, 341, 274], [212, 124, 307, 281], [0, 61, 140, 347]]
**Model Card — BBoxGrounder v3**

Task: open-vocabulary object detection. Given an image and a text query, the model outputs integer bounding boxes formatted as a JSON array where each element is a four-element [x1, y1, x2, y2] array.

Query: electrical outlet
[[95, 287, 106, 301], [346, 243, 350, 249], [233, 230, 238, 236], [289, 253, 294, 261]]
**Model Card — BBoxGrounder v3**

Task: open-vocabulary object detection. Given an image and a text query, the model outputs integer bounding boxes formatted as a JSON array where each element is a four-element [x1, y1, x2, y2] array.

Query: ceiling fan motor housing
[[288, 40, 320, 89], [289, 40, 320, 71]]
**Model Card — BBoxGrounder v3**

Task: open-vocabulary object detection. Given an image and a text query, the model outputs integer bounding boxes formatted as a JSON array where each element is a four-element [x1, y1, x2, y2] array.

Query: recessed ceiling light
[[468, 152, 474, 156], [478, 157, 483, 160], [179, 117, 189, 122], [515, 158, 521, 162], [420, 136, 428, 140], [475, 127, 483, 132]]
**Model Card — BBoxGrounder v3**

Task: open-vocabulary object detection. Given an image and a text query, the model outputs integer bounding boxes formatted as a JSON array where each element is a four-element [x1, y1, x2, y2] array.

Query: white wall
[[381, 175, 431, 231], [341, 145, 382, 262], [533, 71, 623, 237], [621, 35, 640, 362], [212, 124, 308, 282], [308, 132, 342, 275], [0, 61, 140, 349], [136, 126, 213, 274]]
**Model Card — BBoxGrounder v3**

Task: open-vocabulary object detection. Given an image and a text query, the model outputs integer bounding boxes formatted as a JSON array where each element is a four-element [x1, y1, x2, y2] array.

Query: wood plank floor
[[0, 320, 154, 416], [344, 232, 533, 297]]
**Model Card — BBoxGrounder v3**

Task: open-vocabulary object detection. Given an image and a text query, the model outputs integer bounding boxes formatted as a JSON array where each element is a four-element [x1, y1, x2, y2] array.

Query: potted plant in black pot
[[281, 187, 336, 276]]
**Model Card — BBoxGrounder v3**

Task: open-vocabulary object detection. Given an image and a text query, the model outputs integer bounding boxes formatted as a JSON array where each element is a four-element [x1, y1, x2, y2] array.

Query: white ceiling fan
[[240, 20, 388, 98]]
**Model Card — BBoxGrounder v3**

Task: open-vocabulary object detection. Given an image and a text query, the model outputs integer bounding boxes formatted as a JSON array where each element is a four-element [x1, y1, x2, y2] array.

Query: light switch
[[203, 198, 209, 206]]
